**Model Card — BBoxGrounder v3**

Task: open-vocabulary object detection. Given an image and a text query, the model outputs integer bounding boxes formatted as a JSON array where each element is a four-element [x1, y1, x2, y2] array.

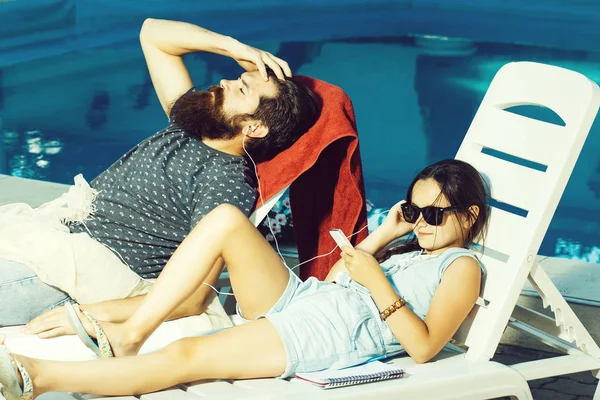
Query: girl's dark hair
[[376, 159, 490, 263]]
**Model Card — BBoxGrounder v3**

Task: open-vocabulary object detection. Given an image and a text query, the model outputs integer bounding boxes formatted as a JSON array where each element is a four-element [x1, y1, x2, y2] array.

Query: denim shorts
[[237, 271, 387, 378]]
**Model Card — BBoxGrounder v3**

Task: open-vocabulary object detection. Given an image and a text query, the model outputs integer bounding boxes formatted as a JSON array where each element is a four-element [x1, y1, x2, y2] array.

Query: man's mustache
[[208, 85, 224, 107]]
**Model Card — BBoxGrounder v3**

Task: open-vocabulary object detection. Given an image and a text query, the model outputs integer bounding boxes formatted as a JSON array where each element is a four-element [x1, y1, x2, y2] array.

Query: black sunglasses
[[401, 203, 460, 226]]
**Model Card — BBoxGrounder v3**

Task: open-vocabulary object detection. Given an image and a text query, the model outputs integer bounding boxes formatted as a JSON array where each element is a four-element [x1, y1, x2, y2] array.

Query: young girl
[[0, 159, 489, 399]]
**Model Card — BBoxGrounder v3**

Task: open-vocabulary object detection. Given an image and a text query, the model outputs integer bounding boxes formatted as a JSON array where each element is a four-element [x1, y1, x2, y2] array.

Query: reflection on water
[[1, 129, 63, 180], [0, 126, 133, 184], [555, 239, 600, 264]]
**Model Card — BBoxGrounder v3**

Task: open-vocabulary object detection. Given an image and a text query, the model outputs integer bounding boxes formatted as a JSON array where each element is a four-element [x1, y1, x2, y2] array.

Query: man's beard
[[170, 86, 242, 140]]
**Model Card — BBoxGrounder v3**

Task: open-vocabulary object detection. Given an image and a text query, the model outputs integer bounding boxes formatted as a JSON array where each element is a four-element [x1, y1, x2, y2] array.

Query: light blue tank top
[[379, 248, 484, 318], [335, 247, 485, 352]]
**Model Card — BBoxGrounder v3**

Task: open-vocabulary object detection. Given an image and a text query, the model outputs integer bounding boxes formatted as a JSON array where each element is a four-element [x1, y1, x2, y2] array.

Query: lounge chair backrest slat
[[468, 108, 568, 167]]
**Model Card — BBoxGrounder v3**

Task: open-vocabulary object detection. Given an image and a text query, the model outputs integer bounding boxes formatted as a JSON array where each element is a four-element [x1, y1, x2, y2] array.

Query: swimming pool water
[[1, 31, 599, 262]]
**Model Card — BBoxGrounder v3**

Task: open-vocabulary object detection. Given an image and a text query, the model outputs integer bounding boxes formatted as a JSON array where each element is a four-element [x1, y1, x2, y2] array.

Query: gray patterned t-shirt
[[70, 123, 257, 278]]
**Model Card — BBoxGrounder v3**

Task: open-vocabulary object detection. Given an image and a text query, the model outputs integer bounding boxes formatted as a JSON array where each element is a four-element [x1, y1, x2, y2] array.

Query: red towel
[[256, 76, 368, 280]]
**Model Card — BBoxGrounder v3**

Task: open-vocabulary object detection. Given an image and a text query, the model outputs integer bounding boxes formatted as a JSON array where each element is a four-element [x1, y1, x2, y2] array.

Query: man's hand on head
[[228, 41, 292, 81]]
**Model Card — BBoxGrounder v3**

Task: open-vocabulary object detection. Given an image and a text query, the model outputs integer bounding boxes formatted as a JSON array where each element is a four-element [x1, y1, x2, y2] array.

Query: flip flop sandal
[[0, 345, 33, 400], [64, 302, 114, 358]]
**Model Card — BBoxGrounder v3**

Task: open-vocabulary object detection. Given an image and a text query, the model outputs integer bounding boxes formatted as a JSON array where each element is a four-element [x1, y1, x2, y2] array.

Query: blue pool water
[[2, 3, 600, 262]]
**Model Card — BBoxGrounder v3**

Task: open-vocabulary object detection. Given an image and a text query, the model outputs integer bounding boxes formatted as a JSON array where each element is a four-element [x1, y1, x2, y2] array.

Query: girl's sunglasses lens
[[422, 207, 443, 226], [421, 208, 434, 225], [402, 204, 418, 223]]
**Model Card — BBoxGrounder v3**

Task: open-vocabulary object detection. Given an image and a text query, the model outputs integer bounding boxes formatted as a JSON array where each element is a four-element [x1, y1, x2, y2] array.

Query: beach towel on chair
[[257, 77, 368, 280]]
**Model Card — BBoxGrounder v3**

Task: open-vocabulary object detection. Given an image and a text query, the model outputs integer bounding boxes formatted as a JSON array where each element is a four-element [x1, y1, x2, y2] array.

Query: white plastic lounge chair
[[175, 61, 600, 400], [2, 61, 599, 400]]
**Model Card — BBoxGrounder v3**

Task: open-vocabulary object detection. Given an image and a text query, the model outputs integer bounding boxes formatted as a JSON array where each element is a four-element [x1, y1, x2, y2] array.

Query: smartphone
[[329, 229, 354, 249]]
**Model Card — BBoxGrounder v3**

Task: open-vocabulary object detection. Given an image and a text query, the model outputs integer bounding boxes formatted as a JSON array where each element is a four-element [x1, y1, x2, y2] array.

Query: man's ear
[[242, 121, 269, 138]]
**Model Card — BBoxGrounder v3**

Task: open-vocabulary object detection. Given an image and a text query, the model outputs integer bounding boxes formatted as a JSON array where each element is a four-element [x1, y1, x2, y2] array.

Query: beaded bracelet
[[380, 298, 406, 321]]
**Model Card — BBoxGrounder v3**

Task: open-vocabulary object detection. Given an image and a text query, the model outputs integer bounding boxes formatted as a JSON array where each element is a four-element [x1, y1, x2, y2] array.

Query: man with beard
[[0, 18, 321, 327]]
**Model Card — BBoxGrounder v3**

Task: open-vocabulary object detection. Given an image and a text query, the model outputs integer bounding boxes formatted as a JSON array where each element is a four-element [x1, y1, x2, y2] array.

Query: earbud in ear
[[250, 125, 257, 132]]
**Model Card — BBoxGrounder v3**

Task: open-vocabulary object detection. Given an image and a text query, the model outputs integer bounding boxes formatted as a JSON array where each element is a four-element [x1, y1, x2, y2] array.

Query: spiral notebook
[[295, 361, 405, 389]]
